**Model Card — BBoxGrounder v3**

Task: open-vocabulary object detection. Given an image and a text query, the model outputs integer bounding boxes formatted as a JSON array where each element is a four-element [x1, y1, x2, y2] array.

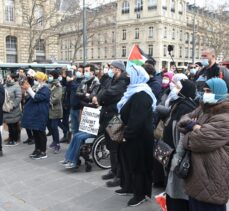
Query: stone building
[[0, 0, 59, 63]]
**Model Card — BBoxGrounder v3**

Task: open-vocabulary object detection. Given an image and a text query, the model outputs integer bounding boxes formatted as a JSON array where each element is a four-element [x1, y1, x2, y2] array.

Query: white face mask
[[202, 93, 217, 104], [162, 79, 170, 84], [190, 68, 197, 75]]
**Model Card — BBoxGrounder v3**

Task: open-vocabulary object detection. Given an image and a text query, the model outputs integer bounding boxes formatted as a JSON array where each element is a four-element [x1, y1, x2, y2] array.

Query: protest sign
[[79, 107, 100, 135]]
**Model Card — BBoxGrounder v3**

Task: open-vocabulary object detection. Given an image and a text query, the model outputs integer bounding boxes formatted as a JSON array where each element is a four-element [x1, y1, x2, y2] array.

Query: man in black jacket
[[95, 60, 129, 187], [0, 83, 5, 156]]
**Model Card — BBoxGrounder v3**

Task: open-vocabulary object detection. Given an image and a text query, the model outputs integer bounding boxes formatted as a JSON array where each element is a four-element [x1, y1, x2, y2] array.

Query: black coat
[[163, 98, 196, 149], [120, 91, 154, 173], [98, 73, 128, 133], [69, 78, 83, 110], [0, 84, 5, 125], [147, 75, 163, 101]]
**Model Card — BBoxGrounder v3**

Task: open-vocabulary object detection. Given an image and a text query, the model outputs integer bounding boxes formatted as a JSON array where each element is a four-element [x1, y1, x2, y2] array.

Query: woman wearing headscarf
[[178, 78, 229, 211], [115, 65, 157, 207], [164, 79, 197, 211], [21, 72, 50, 159]]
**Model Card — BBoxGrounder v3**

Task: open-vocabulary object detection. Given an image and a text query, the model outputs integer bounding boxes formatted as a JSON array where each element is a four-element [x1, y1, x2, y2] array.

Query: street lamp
[[83, 0, 87, 65], [192, 0, 197, 64]]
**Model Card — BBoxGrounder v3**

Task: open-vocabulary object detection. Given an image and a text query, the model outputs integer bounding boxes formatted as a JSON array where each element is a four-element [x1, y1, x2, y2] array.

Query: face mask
[[202, 93, 217, 104], [48, 76, 54, 83], [201, 59, 209, 67], [58, 76, 62, 81], [108, 69, 114, 78], [76, 71, 82, 78], [190, 68, 197, 75], [84, 72, 91, 79], [162, 79, 169, 84]]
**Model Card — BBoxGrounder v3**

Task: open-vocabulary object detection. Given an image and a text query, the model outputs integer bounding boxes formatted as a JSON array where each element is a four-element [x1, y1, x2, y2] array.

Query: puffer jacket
[[177, 101, 229, 205], [49, 80, 63, 119], [3, 81, 22, 124]]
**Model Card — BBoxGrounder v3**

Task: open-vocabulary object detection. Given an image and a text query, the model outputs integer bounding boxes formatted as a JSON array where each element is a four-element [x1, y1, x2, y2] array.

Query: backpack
[[3, 89, 13, 112]]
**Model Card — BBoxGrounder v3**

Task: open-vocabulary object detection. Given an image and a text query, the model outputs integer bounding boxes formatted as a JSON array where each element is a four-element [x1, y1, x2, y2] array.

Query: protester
[[21, 71, 50, 159], [3, 73, 22, 146], [97, 60, 128, 187], [48, 70, 63, 154], [164, 79, 197, 211], [178, 78, 229, 211], [0, 83, 5, 156], [116, 65, 157, 207]]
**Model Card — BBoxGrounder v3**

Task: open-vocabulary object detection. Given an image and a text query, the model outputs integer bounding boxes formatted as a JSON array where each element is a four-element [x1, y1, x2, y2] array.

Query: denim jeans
[[70, 109, 80, 135], [65, 132, 95, 164], [49, 119, 60, 145]]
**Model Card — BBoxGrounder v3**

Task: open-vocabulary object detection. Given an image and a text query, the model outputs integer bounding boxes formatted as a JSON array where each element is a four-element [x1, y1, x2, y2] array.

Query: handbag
[[153, 140, 174, 167], [105, 115, 125, 143], [174, 150, 191, 179]]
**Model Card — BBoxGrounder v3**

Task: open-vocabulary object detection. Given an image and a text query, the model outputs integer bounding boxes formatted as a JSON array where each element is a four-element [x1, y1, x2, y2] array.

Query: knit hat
[[111, 60, 125, 72], [49, 70, 59, 79], [205, 78, 228, 101], [180, 79, 196, 99], [35, 71, 48, 81]]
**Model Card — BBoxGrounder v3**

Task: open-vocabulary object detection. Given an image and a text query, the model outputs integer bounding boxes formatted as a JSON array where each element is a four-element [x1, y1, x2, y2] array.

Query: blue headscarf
[[206, 78, 228, 101], [117, 65, 157, 113]]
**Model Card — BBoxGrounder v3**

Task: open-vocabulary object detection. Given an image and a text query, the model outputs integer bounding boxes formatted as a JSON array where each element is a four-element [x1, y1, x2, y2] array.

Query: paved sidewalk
[[0, 129, 162, 211]]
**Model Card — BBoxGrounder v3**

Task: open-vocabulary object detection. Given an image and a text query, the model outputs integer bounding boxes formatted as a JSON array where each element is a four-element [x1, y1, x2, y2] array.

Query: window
[[172, 28, 175, 40], [91, 48, 94, 59], [80, 49, 82, 59], [135, 28, 139, 39], [185, 47, 188, 58], [6, 36, 17, 63], [148, 45, 153, 56], [104, 47, 107, 58], [122, 1, 130, 14], [98, 47, 100, 58], [171, 0, 175, 12], [163, 45, 167, 56], [190, 48, 193, 58], [34, 5, 44, 26], [149, 27, 154, 38], [5, 0, 14, 22], [148, 0, 157, 10], [36, 39, 45, 61], [162, 0, 167, 10], [178, 2, 183, 14], [97, 34, 100, 44], [135, 0, 143, 12], [180, 30, 183, 41], [185, 33, 189, 44], [122, 29, 126, 40], [196, 48, 199, 59], [179, 46, 182, 58], [122, 46, 126, 57], [112, 31, 115, 43], [164, 27, 167, 38]]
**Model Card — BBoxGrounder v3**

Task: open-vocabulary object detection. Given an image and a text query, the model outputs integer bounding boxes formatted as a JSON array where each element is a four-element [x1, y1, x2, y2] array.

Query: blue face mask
[[48, 76, 54, 83], [84, 72, 91, 79], [108, 69, 114, 78], [201, 59, 209, 67], [58, 76, 62, 81], [76, 71, 82, 78], [190, 68, 197, 75]]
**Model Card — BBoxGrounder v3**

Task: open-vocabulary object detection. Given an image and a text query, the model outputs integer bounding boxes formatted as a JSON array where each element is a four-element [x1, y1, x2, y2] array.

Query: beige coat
[[178, 101, 229, 205]]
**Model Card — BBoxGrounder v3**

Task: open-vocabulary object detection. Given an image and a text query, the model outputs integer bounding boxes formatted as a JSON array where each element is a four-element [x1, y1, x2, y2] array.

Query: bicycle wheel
[[92, 134, 111, 169]]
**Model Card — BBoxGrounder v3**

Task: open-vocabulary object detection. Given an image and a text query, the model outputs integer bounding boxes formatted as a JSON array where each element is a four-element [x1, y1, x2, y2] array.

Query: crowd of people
[[0, 47, 228, 210]]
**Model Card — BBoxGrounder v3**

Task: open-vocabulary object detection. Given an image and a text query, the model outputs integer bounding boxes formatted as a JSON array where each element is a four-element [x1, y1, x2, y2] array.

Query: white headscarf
[[117, 65, 157, 112]]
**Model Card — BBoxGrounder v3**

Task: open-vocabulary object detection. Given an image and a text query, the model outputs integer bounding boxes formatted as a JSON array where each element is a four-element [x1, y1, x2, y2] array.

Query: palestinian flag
[[127, 44, 156, 67]]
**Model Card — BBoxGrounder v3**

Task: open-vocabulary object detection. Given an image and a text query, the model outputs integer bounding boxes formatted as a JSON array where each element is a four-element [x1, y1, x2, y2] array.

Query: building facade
[[0, 0, 59, 63]]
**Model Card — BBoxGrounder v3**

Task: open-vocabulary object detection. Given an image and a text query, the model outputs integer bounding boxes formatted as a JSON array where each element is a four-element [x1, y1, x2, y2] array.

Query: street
[[0, 129, 162, 211]]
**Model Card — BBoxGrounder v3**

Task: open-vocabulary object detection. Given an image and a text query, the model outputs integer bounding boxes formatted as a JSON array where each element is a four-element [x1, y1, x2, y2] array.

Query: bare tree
[[59, 1, 116, 63], [18, 0, 79, 62], [198, 3, 229, 58]]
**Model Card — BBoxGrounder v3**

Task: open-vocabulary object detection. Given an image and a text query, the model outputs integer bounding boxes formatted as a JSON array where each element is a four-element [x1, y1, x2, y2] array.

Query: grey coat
[[3, 82, 22, 124], [49, 80, 63, 119]]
